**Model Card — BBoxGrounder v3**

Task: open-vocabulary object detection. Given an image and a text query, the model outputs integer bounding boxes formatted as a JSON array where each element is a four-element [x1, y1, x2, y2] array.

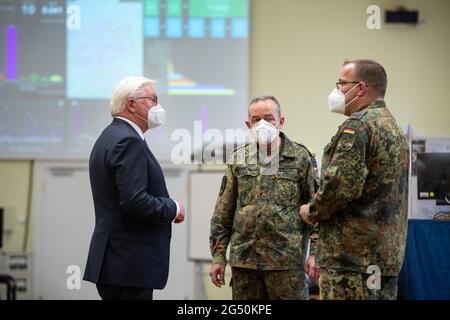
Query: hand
[[174, 201, 185, 224], [305, 255, 320, 280], [209, 264, 226, 288], [300, 204, 313, 225]]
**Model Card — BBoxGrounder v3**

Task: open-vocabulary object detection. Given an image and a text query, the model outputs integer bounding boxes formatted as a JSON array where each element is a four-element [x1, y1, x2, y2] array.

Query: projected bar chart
[[167, 62, 235, 96], [1, 23, 64, 84], [5, 25, 17, 80], [0, 1, 66, 97]]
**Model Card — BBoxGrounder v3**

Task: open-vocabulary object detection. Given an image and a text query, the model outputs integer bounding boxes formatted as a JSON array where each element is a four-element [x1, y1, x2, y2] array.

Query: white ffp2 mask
[[251, 119, 278, 145], [147, 104, 166, 129], [328, 83, 360, 114], [135, 104, 166, 129]]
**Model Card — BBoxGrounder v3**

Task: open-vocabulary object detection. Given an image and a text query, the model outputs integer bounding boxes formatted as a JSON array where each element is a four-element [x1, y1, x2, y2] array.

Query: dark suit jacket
[[83, 118, 177, 289]]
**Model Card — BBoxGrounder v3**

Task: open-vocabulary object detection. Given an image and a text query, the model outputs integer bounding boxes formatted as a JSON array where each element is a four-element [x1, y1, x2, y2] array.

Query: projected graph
[[167, 62, 235, 96], [0, 2, 66, 98], [1, 24, 64, 86], [5, 25, 16, 80]]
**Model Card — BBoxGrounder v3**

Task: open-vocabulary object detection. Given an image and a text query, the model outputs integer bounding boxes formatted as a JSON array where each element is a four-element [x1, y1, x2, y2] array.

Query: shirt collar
[[114, 116, 145, 140]]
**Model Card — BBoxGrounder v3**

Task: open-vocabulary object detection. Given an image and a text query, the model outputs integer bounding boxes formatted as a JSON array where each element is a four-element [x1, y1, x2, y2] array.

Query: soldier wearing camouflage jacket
[[300, 60, 409, 300], [210, 96, 318, 300]]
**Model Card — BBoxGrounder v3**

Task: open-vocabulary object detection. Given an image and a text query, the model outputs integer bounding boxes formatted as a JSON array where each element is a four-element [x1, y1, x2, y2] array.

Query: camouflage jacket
[[308, 100, 409, 276], [210, 132, 318, 270]]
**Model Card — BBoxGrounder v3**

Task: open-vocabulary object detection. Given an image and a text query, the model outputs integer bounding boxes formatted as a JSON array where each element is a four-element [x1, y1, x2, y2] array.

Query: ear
[[245, 120, 252, 129], [125, 98, 136, 114], [278, 116, 285, 129], [358, 82, 368, 97]]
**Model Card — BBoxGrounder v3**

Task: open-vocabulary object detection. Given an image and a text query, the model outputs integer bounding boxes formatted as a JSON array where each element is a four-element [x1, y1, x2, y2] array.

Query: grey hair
[[110, 76, 155, 116], [248, 95, 281, 119]]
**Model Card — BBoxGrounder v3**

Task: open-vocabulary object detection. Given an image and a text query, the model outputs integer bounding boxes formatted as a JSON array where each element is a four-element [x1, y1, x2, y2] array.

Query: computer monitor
[[417, 152, 450, 205]]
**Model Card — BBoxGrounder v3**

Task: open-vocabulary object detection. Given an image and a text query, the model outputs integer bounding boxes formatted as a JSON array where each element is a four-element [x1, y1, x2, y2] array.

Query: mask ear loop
[[132, 99, 150, 124], [134, 112, 149, 124], [344, 82, 361, 108]]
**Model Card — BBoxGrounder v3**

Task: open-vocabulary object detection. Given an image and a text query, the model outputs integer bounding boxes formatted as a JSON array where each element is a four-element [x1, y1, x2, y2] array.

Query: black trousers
[[96, 284, 153, 300]]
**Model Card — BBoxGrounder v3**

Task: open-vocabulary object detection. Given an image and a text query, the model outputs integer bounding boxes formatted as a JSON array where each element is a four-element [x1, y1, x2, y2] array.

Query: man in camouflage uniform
[[209, 96, 318, 300], [300, 60, 409, 300]]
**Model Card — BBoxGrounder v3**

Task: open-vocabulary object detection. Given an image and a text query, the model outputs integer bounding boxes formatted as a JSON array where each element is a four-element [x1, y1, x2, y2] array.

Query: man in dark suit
[[84, 76, 185, 300]]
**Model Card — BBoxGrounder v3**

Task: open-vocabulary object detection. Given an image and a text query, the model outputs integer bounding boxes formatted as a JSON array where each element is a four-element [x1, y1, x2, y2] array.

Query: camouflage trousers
[[319, 268, 398, 300], [230, 267, 307, 300]]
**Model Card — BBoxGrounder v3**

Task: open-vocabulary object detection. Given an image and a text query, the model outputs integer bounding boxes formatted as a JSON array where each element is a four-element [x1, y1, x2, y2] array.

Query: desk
[[398, 219, 450, 300]]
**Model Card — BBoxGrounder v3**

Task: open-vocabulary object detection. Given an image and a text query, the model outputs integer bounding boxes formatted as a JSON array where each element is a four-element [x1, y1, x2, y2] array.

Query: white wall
[[250, 0, 450, 163]]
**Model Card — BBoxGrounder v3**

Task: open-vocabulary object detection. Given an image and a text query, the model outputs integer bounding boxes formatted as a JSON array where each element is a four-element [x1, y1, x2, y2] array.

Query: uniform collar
[[351, 100, 386, 119], [234, 132, 297, 164], [361, 99, 386, 111], [279, 132, 297, 158]]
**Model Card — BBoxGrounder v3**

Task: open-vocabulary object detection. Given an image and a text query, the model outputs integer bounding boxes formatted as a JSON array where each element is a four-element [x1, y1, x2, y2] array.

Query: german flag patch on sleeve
[[343, 128, 356, 135]]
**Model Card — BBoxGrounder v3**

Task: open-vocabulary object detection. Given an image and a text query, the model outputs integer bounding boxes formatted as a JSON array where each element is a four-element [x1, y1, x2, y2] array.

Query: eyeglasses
[[135, 95, 158, 105], [335, 81, 360, 90]]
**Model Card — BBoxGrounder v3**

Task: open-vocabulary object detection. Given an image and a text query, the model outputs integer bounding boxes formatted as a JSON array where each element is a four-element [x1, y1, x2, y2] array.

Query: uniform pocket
[[235, 167, 259, 206], [273, 168, 299, 206]]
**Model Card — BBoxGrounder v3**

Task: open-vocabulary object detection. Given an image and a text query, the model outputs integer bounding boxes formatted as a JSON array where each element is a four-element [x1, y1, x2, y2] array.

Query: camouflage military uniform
[[231, 268, 306, 300], [307, 100, 409, 300], [319, 268, 398, 300], [210, 132, 318, 300]]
